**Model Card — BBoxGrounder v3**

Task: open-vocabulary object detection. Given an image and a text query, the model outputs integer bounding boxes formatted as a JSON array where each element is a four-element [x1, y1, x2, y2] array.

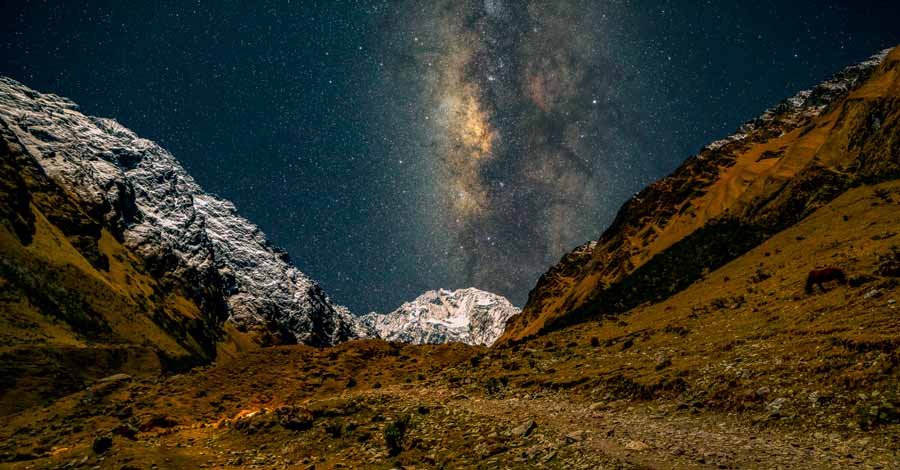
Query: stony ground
[[2, 183, 899, 469], [2, 371, 898, 470]]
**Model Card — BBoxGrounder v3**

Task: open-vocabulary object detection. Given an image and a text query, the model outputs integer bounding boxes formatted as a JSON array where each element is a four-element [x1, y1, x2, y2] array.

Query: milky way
[[380, 0, 646, 304], [6, 1, 898, 313]]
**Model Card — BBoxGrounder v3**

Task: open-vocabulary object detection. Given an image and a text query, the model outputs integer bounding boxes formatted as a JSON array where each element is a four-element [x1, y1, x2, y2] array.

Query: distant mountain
[[360, 288, 519, 346], [500, 46, 900, 343]]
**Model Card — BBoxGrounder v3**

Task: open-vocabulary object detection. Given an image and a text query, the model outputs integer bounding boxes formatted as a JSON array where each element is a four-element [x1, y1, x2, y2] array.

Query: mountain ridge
[[500, 45, 900, 343], [0, 76, 357, 348]]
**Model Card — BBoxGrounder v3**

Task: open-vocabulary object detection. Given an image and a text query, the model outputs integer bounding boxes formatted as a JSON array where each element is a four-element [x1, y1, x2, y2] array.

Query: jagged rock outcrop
[[360, 288, 519, 346], [0, 76, 356, 347], [500, 45, 900, 343]]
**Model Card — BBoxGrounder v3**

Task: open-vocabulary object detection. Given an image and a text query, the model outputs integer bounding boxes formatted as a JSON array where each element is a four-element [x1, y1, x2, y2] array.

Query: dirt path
[[2, 365, 897, 470], [367, 385, 899, 469]]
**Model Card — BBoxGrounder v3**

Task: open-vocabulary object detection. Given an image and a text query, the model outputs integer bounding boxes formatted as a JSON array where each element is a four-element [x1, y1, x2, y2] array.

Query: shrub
[[469, 355, 481, 367], [384, 415, 410, 455], [484, 377, 502, 395], [750, 268, 772, 283], [876, 245, 900, 277], [325, 419, 344, 438], [856, 392, 900, 430]]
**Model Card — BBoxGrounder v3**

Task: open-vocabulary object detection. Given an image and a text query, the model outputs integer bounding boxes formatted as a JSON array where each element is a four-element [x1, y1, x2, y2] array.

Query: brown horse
[[805, 267, 847, 294]]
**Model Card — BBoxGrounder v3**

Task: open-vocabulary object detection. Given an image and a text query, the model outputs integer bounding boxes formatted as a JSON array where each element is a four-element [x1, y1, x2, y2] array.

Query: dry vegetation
[[501, 45, 900, 343], [2, 180, 899, 469]]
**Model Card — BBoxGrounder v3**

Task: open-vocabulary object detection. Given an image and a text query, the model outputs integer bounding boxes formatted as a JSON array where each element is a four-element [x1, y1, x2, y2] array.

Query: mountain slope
[[500, 45, 900, 342], [0, 76, 357, 348], [3, 179, 897, 468], [360, 288, 519, 346], [0, 77, 365, 413], [0, 118, 248, 415]]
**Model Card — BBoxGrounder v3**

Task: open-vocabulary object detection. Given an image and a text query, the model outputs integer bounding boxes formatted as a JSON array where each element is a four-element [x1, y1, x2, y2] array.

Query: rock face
[[500, 45, 900, 342], [360, 288, 519, 346], [0, 76, 356, 346]]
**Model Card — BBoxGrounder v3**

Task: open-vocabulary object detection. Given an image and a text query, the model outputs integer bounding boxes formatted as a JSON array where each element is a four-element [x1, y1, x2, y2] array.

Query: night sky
[[2, 1, 899, 314]]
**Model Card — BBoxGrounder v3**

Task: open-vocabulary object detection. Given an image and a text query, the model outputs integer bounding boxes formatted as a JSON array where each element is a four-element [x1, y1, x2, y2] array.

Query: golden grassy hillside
[[0, 124, 256, 416], [500, 45, 900, 343]]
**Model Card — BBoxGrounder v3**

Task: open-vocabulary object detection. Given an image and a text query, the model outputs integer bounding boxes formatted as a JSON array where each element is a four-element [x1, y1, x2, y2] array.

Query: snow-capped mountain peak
[[360, 288, 519, 346]]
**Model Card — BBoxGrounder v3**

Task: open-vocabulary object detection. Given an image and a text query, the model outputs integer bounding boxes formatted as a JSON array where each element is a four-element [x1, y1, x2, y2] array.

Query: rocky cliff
[[0, 77, 361, 348], [0, 77, 379, 414]]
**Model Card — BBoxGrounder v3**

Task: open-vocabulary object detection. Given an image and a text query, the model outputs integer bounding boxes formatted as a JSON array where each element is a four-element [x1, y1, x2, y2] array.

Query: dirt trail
[[369, 385, 899, 469]]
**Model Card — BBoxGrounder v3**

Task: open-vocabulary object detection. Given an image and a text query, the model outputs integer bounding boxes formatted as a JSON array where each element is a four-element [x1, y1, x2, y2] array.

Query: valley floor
[[1, 358, 898, 470], [2, 181, 900, 469]]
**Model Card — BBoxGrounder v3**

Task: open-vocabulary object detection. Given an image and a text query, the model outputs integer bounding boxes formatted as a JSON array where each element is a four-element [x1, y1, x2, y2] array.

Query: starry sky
[[2, 1, 899, 314]]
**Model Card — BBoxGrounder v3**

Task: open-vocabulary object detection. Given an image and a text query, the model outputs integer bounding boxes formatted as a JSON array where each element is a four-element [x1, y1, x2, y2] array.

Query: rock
[[92, 435, 113, 453], [138, 415, 179, 432], [588, 402, 606, 412], [95, 373, 132, 384], [766, 397, 787, 417], [565, 430, 587, 444], [864, 289, 883, 299], [112, 423, 139, 440], [86, 373, 135, 400], [654, 356, 672, 370], [478, 444, 508, 458], [274, 405, 314, 430], [511, 419, 537, 438], [755, 386, 771, 399], [625, 440, 650, 451]]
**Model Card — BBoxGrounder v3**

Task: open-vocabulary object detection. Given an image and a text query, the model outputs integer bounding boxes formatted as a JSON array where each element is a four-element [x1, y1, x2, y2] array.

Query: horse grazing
[[805, 267, 847, 294]]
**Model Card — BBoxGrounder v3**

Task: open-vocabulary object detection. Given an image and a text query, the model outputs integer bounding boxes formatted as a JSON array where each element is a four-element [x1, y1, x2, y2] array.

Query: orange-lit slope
[[500, 45, 900, 343]]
